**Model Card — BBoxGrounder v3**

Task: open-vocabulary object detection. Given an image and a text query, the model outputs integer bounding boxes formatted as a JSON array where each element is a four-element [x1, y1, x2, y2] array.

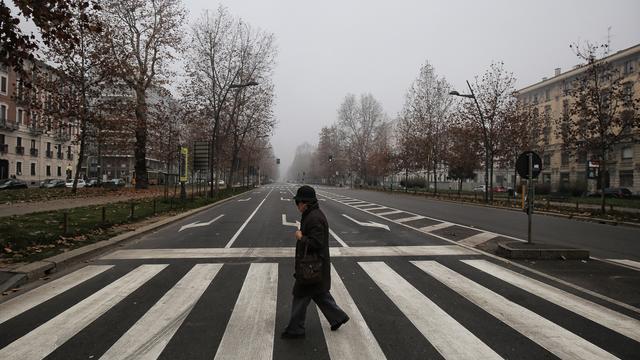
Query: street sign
[[587, 160, 600, 179], [516, 151, 542, 179], [179, 147, 189, 182], [193, 141, 210, 171]]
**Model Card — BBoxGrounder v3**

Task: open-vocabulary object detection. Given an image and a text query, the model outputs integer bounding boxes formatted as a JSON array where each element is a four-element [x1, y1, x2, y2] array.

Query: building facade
[[0, 61, 79, 185], [516, 44, 640, 194]]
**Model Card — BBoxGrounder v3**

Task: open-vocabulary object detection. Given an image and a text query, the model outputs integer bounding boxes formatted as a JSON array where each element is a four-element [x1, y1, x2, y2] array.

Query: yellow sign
[[180, 147, 188, 182]]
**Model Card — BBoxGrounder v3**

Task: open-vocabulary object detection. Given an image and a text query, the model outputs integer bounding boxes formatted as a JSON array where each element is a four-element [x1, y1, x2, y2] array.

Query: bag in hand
[[296, 243, 323, 285]]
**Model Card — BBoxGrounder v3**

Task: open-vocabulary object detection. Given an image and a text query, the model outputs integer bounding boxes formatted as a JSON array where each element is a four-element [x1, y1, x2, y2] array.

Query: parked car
[[493, 186, 507, 193], [472, 185, 486, 192], [39, 178, 56, 188], [586, 188, 633, 198], [0, 179, 28, 190], [65, 179, 86, 188], [103, 178, 126, 188], [85, 178, 102, 187], [44, 179, 66, 188]]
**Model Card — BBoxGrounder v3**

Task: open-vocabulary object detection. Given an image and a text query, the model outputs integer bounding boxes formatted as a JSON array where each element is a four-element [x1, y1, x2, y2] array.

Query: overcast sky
[[184, 0, 638, 176]]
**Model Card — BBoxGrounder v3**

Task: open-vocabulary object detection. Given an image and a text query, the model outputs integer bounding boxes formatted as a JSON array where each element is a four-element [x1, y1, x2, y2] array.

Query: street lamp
[[209, 81, 259, 198], [450, 80, 490, 203]]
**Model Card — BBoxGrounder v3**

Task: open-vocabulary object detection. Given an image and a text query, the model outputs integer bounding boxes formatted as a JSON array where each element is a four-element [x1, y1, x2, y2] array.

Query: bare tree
[[446, 123, 481, 194], [338, 93, 386, 185], [558, 41, 640, 213], [102, 0, 186, 189]]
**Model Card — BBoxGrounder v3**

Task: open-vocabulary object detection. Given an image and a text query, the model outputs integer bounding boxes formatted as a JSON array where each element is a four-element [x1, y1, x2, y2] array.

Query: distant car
[[493, 186, 507, 193], [0, 179, 28, 190], [103, 178, 126, 188], [472, 185, 486, 192], [85, 179, 102, 187], [65, 179, 86, 188], [44, 179, 66, 188], [604, 187, 632, 198], [39, 178, 57, 188]]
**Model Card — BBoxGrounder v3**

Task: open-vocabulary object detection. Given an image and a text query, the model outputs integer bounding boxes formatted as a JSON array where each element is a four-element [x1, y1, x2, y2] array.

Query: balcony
[[0, 120, 19, 131], [0, 144, 7, 153], [57, 152, 64, 160], [30, 148, 38, 157], [46, 150, 53, 158], [29, 126, 43, 136], [16, 146, 25, 155], [54, 132, 71, 143]]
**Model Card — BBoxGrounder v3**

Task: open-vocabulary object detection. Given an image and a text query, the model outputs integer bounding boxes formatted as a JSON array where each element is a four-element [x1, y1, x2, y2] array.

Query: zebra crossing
[[1, 258, 638, 359]]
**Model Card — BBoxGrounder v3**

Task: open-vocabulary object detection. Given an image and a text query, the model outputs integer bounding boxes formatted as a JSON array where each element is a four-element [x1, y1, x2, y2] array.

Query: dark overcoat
[[293, 202, 331, 297]]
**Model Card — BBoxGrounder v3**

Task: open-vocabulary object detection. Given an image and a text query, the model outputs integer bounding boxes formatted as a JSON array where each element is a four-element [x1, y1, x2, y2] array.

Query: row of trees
[[291, 44, 639, 212], [2, 1, 278, 192]]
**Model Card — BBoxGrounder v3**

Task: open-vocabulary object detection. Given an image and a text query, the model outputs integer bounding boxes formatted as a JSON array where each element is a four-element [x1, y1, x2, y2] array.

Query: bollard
[[153, 199, 157, 214], [102, 206, 106, 224], [63, 212, 69, 235], [130, 202, 135, 220]]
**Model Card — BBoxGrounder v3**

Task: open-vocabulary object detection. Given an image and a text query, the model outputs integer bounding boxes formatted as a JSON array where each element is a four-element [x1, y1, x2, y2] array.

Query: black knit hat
[[293, 185, 317, 202]]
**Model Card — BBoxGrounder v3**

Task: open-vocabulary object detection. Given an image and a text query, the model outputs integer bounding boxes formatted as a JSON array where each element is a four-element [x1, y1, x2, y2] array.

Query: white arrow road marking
[[237, 198, 252, 202], [280, 197, 291, 201], [179, 215, 225, 232], [342, 214, 390, 231], [281, 214, 300, 229]]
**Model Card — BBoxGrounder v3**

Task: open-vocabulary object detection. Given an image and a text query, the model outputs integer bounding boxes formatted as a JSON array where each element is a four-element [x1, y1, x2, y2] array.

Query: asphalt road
[[1, 183, 639, 360]]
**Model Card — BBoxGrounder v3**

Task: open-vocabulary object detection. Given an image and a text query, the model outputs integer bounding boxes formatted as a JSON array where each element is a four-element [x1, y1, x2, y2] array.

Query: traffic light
[[276, 158, 280, 164], [328, 155, 333, 162]]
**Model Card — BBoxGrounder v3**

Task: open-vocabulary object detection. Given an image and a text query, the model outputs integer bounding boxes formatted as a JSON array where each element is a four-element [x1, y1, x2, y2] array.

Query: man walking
[[282, 185, 349, 339]]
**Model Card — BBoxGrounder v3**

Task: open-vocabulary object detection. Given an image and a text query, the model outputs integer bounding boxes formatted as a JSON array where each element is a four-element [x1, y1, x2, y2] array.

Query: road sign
[[179, 147, 189, 182], [516, 151, 542, 179], [193, 141, 210, 171]]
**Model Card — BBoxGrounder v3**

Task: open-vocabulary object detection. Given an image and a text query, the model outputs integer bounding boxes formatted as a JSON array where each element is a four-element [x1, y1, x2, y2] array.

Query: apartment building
[[0, 61, 79, 185], [516, 44, 640, 194]]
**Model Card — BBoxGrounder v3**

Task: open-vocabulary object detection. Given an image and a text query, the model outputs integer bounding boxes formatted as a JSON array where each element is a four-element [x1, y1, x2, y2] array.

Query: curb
[[0, 190, 251, 292], [362, 188, 640, 229], [496, 241, 590, 260]]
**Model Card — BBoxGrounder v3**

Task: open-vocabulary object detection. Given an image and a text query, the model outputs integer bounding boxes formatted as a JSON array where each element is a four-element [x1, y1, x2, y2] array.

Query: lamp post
[[209, 81, 259, 198], [450, 80, 490, 204]]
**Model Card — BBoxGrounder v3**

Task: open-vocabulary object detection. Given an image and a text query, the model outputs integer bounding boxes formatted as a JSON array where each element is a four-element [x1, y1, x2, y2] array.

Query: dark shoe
[[281, 331, 305, 339], [331, 315, 350, 331]]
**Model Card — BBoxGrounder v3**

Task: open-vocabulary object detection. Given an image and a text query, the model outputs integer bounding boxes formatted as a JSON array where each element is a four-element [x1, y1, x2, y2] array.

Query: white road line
[[458, 232, 498, 247], [395, 215, 425, 223], [0, 265, 113, 325], [320, 266, 386, 359], [0, 265, 167, 360], [225, 188, 274, 248], [463, 259, 640, 342], [413, 261, 617, 360], [359, 262, 502, 359], [362, 206, 388, 211], [377, 210, 403, 216], [329, 228, 349, 247], [419, 222, 454, 233], [605, 259, 640, 271], [100, 264, 223, 360], [343, 201, 366, 205], [214, 263, 278, 360], [102, 245, 476, 260], [238, 197, 252, 202], [352, 203, 375, 208]]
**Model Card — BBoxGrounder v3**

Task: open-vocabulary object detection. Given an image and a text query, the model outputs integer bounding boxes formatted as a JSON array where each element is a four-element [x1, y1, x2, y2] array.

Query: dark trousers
[[285, 291, 347, 334]]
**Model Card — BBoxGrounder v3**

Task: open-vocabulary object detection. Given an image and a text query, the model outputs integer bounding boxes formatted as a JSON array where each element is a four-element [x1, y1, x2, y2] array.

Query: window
[[560, 172, 570, 189], [533, 94, 539, 104], [57, 166, 61, 177], [16, 162, 22, 175], [543, 173, 551, 184], [0, 104, 6, 121], [543, 154, 551, 167], [545, 89, 550, 101], [623, 60, 635, 74], [46, 165, 51, 177], [561, 151, 569, 166], [622, 146, 633, 160], [46, 142, 51, 151], [30, 163, 36, 176], [0, 75, 7, 94], [16, 108, 24, 125], [577, 150, 587, 163], [16, 137, 22, 147], [619, 170, 633, 187], [0, 134, 4, 144], [30, 139, 35, 149]]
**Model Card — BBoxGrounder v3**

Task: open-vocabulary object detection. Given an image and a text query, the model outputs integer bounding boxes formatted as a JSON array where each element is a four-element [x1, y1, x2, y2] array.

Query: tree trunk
[[73, 125, 87, 195], [489, 155, 494, 203], [134, 87, 149, 189], [600, 151, 606, 214], [433, 160, 438, 195]]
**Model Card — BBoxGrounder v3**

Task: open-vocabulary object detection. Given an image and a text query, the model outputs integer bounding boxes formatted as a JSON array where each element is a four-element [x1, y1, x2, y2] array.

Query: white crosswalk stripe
[[1, 260, 634, 360], [463, 259, 640, 342], [0, 264, 167, 360], [214, 263, 278, 360], [100, 264, 223, 360], [0, 265, 113, 325], [413, 261, 618, 360]]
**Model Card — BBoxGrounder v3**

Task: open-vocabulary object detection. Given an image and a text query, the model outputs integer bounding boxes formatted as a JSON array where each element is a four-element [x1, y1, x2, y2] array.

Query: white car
[[65, 179, 86, 188], [472, 185, 486, 192]]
